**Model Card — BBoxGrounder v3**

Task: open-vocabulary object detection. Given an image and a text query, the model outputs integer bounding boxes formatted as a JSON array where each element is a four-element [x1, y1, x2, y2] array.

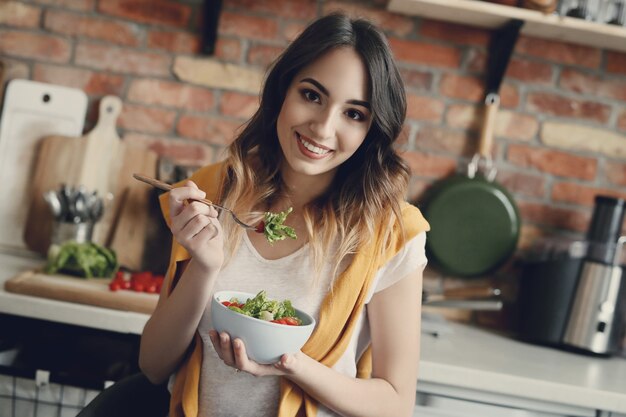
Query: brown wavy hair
[[219, 12, 409, 280]]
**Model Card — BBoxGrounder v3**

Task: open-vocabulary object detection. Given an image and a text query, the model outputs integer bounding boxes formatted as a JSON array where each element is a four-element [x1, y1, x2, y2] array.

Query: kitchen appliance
[[562, 197, 626, 355], [519, 196, 626, 356]]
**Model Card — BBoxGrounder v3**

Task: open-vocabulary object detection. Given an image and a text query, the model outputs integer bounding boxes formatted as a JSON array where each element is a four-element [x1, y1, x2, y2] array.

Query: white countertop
[[0, 250, 150, 334], [419, 321, 626, 414], [2, 251, 626, 413]]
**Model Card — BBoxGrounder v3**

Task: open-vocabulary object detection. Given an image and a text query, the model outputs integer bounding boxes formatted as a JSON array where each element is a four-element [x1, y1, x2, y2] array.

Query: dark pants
[[77, 373, 170, 417]]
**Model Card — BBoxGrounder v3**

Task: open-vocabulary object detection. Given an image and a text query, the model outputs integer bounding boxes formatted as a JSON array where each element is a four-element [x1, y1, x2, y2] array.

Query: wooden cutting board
[[4, 269, 157, 314], [0, 80, 87, 251], [24, 95, 158, 270]]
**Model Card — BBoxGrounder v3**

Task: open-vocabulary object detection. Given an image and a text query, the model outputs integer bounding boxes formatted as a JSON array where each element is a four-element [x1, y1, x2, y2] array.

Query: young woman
[[139, 12, 430, 417]]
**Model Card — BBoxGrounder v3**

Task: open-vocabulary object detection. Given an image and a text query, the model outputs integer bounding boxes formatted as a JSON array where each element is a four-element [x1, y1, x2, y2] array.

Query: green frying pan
[[421, 20, 523, 277]]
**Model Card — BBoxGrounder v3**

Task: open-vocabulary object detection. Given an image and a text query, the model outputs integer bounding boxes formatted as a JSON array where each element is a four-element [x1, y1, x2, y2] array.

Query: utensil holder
[[51, 221, 94, 245]]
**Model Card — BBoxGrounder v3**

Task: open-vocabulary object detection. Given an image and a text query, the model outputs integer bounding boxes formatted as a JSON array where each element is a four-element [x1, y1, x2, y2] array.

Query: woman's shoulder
[[398, 201, 430, 238]]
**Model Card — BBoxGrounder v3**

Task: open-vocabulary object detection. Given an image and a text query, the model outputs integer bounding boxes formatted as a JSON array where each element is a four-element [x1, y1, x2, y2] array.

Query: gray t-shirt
[[177, 231, 427, 417]]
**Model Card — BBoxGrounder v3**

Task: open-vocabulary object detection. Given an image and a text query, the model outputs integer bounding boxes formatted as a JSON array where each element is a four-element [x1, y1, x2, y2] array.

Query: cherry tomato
[[282, 317, 300, 326], [131, 282, 145, 292], [109, 281, 121, 291], [145, 284, 158, 293], [222, 301, 232, 307]]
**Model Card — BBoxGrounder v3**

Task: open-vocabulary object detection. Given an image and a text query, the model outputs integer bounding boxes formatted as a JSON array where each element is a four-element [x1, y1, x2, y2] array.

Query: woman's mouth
[[296, 133, 332, 159]]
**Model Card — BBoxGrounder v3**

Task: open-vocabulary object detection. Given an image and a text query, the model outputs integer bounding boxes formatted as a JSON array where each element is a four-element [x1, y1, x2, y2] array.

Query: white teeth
[[298, 134, 330, 155]]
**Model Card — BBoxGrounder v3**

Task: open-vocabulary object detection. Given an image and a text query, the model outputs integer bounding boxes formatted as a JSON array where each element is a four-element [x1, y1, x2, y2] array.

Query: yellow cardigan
[[159, 162, 430, 417]]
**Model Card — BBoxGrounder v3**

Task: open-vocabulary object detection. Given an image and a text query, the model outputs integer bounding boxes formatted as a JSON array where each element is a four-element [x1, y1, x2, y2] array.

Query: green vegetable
[[260, 207, 297, 244], [45, 241, 119, 279], [228, 290, 298, 322]]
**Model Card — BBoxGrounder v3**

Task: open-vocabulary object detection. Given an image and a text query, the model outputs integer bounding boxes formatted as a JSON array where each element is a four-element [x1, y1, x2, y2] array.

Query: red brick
[[98, 0, 191, 28], [419, 19, 489, 46], [527, 92, 611, 123], [445, 104, 538, 141], [75, 42, 171, 76], [605, 160, 626, 186], [147, 30, 200, 54], [515, 36, 601, 69], [467, 49, 487, 73], [518, 201, 590, 233], [406, 94, 445, 122], [439, 74, 483, 102], [0, 30, 71, 63], [218, 11, 278, 41], [559, 68, 626, 102], [396, 123, 412, 146], [496, 170, 546, 199], [551, 181, 626, 207], [399, 68, 432, 92], [128, 79, 214, 112], [177, 115, 243, 145], [44, 10, 141, 46], [32, 0, 95, 11], [406, 178, 431, 204], [415, 125, 474, 157], [2, 58, 30, 80], [282, 22, 307, 42], [123, 133, 215, 166], [247, 44, 284, 68], [618, 109, 626, 133], [0, 2, 41, 28], [507, 144, 597, 180], [606, 51, 626, 76], [215, 38, 242, 62], [220, 92, 259, 120], [399, 150, 457, 178], [228, 0, 317, 20], [33, 64, 124, 96], [389, 38, 461, 68], [118, 104, 176, 134], [505, 57, 553, 85], [323, 1, 415, 37]]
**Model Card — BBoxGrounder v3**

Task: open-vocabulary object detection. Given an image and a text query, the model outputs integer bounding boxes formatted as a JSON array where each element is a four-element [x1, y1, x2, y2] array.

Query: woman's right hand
[[168, 180, 224, 272]]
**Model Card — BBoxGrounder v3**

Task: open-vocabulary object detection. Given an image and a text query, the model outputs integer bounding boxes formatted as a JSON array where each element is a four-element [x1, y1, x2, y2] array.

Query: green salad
[[256, 207, 297, 244], [45, 241, 119, 278], [221, 290, 302, 326]]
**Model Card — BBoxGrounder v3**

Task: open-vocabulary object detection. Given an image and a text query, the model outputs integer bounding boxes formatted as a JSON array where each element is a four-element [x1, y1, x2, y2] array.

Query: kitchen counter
[[2, 251, 626, 414], [418, 321, 626, 415], [0, 250, 150, 334]]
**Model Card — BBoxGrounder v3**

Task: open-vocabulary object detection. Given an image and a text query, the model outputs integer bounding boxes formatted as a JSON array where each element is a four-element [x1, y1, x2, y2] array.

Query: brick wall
[[1, 0, 626, 274]]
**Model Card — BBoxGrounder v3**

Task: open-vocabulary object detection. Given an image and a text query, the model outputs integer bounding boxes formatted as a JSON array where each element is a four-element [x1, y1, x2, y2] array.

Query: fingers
[[168, 181, 206, 217], [208, 331, 278, 376], [209, 331, 236, 367]]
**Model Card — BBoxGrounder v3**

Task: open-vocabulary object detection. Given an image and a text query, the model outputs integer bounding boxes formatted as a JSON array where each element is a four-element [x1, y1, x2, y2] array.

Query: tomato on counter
[[108, 270, 164, 294]]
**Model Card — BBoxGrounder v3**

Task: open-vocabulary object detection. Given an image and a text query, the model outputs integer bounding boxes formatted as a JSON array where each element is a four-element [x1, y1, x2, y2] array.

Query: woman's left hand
[[208, 330, 303, 377]]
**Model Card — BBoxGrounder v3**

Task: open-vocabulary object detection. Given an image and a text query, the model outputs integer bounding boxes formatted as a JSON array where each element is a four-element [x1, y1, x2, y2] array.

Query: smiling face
[[276, 47, 372, 190]]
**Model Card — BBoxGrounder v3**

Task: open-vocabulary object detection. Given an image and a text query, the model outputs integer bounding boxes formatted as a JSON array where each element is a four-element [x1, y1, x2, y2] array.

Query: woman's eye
[[346, 109, 366, 122], [301, 89, 321, 103]]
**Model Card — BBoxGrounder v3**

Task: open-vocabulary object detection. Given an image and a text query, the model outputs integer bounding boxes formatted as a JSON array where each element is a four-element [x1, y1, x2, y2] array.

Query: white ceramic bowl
[[211, 290, 316, 364]]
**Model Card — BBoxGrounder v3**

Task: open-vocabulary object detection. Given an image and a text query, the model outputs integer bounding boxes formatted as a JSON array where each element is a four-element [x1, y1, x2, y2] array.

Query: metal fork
[[133, 173, 259, 231]]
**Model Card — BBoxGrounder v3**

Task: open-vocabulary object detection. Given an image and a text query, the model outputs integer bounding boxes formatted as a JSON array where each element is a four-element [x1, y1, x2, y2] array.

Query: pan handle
[[467, 154, 497, 181], [479, 92, 500, 158]]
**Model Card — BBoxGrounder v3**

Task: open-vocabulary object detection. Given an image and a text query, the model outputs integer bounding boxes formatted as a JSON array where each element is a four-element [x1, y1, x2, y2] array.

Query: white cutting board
[[0, 80, 88, 252]]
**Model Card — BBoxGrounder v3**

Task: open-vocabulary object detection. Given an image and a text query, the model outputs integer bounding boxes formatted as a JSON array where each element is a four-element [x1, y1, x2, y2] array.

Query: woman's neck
[[279, 167, 335, 211]]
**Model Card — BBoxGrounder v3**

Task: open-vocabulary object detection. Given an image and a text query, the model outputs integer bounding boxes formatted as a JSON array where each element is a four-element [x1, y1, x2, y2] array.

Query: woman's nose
[[309, 108, 336, 139]]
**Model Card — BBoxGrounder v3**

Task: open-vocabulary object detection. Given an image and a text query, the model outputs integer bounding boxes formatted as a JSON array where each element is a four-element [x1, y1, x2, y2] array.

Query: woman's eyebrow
[[299, 77, 370, 109]]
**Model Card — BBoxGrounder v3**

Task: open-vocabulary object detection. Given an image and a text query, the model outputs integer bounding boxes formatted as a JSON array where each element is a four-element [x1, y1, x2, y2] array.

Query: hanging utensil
[[420, 19, 524, 278]]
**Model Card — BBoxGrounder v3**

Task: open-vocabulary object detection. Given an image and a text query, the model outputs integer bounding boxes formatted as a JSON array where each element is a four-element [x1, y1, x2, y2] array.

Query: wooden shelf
[[388, 0, 626, 53]]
